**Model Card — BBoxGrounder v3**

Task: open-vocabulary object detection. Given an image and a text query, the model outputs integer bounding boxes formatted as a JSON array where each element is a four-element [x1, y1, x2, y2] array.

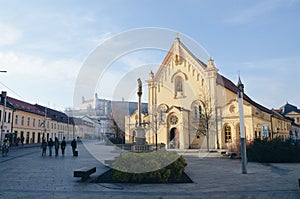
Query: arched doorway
[[169, 127, 179, 149]]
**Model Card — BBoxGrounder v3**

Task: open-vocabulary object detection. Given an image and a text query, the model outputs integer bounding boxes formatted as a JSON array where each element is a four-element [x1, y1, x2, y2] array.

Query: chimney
[[1, 91, 6, 97], [1, 91, 7, 103]]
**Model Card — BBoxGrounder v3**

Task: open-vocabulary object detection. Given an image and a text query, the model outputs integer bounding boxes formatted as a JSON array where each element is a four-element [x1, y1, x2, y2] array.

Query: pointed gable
[[154, 37, 207, 82]]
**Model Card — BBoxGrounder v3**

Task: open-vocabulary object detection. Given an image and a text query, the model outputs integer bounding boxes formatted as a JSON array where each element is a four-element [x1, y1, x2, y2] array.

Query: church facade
[[125, 37, 294, 150]]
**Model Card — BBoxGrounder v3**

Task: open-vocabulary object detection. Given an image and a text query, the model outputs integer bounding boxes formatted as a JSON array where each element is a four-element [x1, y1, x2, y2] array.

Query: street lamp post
[[0, 70, 7, 143], [237, 77, 247, 174], [0, 92, 7, 143], [154, 113, 158, 151]]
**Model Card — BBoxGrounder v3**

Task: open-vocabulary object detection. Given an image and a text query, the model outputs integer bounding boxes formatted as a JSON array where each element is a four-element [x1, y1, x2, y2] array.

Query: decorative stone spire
[[174, 33, 182, 65], [207, 57, 216, 68], [237, 76, 244, 93], [175, 32, 180, 41], [149, 70, 154, 80]]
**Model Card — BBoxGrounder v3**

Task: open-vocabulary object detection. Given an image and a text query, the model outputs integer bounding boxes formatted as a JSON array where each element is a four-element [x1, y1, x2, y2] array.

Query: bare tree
[[194, 94, 214, 152], [107, 113, 125, 144]]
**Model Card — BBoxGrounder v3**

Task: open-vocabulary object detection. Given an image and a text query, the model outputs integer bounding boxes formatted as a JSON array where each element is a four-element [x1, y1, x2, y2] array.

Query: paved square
[[0, 141, 299, 199]]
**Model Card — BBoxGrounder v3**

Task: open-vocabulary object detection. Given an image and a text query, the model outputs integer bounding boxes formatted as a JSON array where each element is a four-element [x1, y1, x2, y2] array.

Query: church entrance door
[[169, 127, 179, 149]]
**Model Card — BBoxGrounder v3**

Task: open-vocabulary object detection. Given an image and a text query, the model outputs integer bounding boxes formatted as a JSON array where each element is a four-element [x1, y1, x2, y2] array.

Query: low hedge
[[111, 151, 187, 183], [247, 138, 300, 163]]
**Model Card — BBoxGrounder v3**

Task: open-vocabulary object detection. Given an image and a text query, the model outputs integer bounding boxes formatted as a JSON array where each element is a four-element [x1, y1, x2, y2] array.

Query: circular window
[[169, 115, 178, 125], [229, 105, 235, 113]]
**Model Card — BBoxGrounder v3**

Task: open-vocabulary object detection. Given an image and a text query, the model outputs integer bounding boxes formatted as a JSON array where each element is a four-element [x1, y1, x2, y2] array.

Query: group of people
[[41, 137, 78, 157]]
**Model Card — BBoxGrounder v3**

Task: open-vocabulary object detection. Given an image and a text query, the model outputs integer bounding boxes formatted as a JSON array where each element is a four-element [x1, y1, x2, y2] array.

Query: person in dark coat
[[21, 136, 24, 147], [48, 138, 54, 156], [61, 137, 66, 156], [54, 137, 59, 156], [71, 139, 77, 156], [41, 139, 47, 157]]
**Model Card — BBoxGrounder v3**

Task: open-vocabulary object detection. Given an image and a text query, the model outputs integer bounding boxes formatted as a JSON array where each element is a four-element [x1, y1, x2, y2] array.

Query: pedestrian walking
[[71, 139, 77, 156], [41, 139, 47, 157], [16, 137, 20, 146], [21, 136, 24, 147], [1, 138, 9, 157], [54, 137, 59, 156], [48, 138, 54, 156], [61, 137, 66, 156]]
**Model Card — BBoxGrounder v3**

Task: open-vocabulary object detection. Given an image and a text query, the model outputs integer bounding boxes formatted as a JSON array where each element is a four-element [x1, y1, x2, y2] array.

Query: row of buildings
[[0, 91, 99, 145], [2, 36, 299, 150], [67, 36, 300, 150]]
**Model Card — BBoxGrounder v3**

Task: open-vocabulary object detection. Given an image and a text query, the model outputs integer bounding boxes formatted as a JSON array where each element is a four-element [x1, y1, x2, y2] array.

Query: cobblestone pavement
[[0, 141, 299, 199]]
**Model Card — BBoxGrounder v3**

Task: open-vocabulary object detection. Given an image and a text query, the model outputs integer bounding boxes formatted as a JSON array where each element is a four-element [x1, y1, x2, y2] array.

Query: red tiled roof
[[217, 74, 273, 114], [7, 96, 45, 116]]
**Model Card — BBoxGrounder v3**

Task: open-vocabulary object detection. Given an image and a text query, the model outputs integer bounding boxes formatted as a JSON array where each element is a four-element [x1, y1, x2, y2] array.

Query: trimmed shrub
[[111, 151, 188, 183], [247, 138, 300, 163]]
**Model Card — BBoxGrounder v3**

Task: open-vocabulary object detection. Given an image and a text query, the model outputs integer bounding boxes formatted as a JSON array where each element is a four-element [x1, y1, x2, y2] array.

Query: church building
[[125, 36, 292, 150]]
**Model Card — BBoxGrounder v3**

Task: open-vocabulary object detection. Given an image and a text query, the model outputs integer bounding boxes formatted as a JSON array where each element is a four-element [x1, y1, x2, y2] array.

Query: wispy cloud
[[82, 14, 96, 23], [0, 51, 81, 110], [0, 22, 22, 45], [226, 0, 295, 25], [236, 56, 300, 108], [0, 51, 80, 80]]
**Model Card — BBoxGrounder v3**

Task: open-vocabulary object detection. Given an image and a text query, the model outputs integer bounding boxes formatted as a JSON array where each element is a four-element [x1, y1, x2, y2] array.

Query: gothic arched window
[[193, 105, 202, 119], [157, 104, 168, 123], [175, 76, 183, 92]]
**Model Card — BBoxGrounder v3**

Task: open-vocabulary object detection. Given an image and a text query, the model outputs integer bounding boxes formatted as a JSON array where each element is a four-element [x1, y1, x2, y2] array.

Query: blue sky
[[0, 0, 299, 111]]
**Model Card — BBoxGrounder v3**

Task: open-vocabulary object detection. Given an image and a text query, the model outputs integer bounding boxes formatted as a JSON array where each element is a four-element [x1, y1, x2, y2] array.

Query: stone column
[[135, 78, 146, 145]]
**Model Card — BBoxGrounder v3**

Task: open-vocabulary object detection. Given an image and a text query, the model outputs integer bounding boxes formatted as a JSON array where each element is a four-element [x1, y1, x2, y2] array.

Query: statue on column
[[135, 78, 145, 145], [137, 78, 142, 95]]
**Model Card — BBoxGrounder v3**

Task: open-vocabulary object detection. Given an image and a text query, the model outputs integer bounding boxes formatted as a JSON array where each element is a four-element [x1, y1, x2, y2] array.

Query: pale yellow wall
[[13, 110, 72, 144], [13, 110, 46, 143], [271, 116, 291, 140], [286, 111, 300, 125], [145, 39, 293, 150], [125, 111, 149, 144]]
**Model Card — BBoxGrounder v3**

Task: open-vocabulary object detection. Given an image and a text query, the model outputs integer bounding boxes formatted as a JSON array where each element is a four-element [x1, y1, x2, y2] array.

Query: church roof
[[155, 37, 276, 116], [279, 103, 300, 115], [155, 37, 207, 81], [216, 74, 273, 114]]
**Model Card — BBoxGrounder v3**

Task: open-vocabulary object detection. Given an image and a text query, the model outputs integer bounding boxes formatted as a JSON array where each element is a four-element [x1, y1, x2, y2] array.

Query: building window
[[21, 116, 24, 126], [8, 112, 11, 123], [0, 110, 2, 121], [225, 125, 232, 143], [27, 117, 30, 126], [159, 109, 163, 122], [33, 118, 35, 127], [157, 104, 168, 123], [194, 105, 202, 119], [236, 125, 241, 138], [175, 76, 183, 93], [15, 115, 18, 125]]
